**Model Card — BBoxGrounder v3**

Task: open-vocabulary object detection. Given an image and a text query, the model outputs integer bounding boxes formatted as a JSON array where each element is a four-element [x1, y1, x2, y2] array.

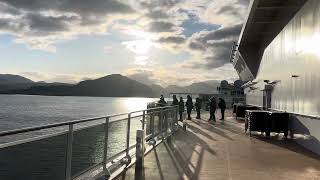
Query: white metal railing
[[0, 105, 179, 180]]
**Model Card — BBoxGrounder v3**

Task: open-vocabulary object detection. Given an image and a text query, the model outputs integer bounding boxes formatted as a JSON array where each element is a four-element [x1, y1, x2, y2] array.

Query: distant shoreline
[[0, 93, 158, 98]]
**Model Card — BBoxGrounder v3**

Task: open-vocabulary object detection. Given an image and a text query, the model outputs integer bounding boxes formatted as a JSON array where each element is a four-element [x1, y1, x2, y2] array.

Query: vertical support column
[[65, 124, 74, 180], [103, 117, 110, 178]]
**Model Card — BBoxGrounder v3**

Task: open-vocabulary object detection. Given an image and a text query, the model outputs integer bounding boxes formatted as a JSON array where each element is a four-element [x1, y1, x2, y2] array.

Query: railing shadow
[[251, 134, 320, 161]]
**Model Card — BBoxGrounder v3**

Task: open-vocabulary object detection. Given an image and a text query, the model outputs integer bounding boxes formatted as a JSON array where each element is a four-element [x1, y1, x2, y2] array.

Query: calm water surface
[[0, 95, 158, 180], [0, 95, 156, 131]]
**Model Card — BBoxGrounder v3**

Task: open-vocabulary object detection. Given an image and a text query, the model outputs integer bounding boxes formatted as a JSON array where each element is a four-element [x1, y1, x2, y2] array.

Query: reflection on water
[[0, 95, 157, 131], [0, 95, 157, 180]]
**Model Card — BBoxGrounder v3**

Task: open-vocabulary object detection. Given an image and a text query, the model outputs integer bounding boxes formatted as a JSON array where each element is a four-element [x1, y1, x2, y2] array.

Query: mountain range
[[0, 74, 222, 97]]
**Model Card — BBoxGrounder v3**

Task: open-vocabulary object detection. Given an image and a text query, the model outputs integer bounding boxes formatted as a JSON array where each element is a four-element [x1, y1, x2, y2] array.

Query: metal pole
[[103, 117, 110, 177], [160, 110, 163, 133], [65, 124, 74, 180], [135, 129, 145, 179], [126, 113, 131, 156], [149, 112, 153, 135], [142, 110, 146, 130]]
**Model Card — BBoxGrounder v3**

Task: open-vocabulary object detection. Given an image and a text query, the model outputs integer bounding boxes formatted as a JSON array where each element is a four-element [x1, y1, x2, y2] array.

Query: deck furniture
[[245, 110, 289, 138], [235, 105, 259, 119]]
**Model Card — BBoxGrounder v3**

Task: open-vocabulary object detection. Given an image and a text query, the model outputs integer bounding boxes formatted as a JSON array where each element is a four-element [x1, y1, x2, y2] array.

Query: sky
[[0, 0, 250, 86]]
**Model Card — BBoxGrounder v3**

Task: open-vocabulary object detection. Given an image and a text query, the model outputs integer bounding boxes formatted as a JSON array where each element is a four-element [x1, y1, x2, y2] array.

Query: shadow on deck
[[115, 112, 320, 180]]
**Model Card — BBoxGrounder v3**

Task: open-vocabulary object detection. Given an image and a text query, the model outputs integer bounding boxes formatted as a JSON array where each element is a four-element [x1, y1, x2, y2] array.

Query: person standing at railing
[[178, 97, 184, 121], [158, 95, 167, 129], [158, 95, 167, 107], [185, 95, 194, 120], [209, 97, 217, 122], [195, 98, 202, 119], [171, 95, 179, 106], [218, 98, 226, 120]]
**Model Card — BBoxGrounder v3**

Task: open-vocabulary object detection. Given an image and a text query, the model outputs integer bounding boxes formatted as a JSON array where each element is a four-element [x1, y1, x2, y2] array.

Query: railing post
[[142, 110, 146, 130], [159, 110, 163, 136], [103, 117, 111, 178], [65, 124, 74, 180], [135, 129, 145, 179], [124, 113, 131, 165], [150, 111, 153, 136], [150, 111, 156, 145]]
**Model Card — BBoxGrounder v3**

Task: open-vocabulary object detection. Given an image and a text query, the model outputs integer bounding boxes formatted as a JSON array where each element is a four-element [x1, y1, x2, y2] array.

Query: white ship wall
[[246, 0, 320, 154]]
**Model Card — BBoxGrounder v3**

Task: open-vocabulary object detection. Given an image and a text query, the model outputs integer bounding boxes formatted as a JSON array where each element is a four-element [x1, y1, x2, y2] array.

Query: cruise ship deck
[[115, 111, 320, 180]]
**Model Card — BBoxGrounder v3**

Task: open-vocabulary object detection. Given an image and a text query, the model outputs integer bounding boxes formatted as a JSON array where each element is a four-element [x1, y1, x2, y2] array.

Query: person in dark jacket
[[218, 98, 226, 120], [178, 97, 184, 121], [195, 98, 202, 119], [172, 95, 179, 106], [185, 95, 193, 120], [158, 95, 167, 107], [209, 97, 217, 121]]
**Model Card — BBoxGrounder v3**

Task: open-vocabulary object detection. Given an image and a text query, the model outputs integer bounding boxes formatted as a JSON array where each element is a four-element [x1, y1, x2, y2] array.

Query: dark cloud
[[139, 0, 182, 10], [216, 5, 242, 17], [186, 24, 242, 69], [1, 0, 134, 15], [26, 13, 80, 34], [0, 0, 135, 50], [145, 10, 169, 20], [148, 21, 177, 32], [158, 35, 186, 44]]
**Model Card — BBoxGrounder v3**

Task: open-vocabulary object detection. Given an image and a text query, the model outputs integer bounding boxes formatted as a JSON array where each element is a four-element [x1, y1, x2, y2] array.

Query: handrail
[[0, 104, 179, 180], [0, 105, 177, 137]]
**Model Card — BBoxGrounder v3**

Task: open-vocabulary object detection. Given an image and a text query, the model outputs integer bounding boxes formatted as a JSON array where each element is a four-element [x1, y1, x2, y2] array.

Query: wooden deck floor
[[115, 111, 320, 180]]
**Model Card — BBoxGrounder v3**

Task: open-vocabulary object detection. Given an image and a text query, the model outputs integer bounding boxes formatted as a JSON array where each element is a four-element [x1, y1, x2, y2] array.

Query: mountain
[[165, 82, 219, 95], [0, 74, 34, 92], [0, 74, 34, 84], [0, 74, 73, 93], [8, 74, 155, 97]]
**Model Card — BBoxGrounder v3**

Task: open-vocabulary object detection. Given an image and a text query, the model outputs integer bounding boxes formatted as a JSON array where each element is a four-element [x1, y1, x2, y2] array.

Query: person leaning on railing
[[178, 97, 184, 121], [158, 95, 167, 107], [218, 98, 226, 120], [185, 95, 194, 120], [195, 97, 202, 119]]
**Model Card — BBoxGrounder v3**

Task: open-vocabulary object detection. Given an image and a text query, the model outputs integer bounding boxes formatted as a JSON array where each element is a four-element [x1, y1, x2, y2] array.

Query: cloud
[[0, 0, 136, 51], [134, 56, 149, 66], [148, 21, 180, 33], [0, 0, 249, 86], [184, 24, 242, 69], [201, 0, 249, 27], [122, 39, 159, 54], [157, 35, 186, 44], [126, 62, 239, 87]]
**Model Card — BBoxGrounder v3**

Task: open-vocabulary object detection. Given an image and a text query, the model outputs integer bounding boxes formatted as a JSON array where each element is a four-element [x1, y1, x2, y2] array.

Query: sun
[[122, 39, 154, 55]]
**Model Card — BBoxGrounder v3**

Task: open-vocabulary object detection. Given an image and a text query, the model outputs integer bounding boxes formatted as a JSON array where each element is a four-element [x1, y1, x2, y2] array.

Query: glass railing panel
[[107, 118, 128, 159], [71, 118, 106, 177], [129, 114, 143, 147], [0, 130, 68, 180]]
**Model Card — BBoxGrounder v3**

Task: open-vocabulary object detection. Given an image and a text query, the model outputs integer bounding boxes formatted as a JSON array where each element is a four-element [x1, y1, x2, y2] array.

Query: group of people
[[158, 95, 226, 122], [208, 97, 226, 121]]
